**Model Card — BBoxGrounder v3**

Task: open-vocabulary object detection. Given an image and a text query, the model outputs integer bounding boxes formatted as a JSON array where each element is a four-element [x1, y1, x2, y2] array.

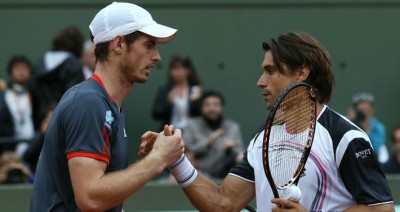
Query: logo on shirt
[[123, 128, 127, 138], [105, 110, 114, 130], [355, 148, 372, 159]]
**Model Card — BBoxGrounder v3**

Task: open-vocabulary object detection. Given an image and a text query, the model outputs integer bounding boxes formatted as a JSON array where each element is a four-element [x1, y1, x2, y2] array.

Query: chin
[[134, 78, 148, 83]]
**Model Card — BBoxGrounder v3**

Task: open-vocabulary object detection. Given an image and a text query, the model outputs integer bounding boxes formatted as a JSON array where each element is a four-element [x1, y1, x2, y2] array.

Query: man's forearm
[[73, 155, 165, 211], [182, 174, 234, 211]]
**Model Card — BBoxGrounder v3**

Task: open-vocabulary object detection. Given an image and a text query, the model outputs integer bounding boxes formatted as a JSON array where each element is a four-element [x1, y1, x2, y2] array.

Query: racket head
[[262, 82, 317, 198]]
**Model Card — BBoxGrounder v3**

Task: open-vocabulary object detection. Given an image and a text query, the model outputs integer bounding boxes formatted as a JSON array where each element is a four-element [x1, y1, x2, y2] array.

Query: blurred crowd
[[0, 26, 96, 184], [0, 26, 245, 185], [0, 25, 399, 186], [347, 92, 400, 174]]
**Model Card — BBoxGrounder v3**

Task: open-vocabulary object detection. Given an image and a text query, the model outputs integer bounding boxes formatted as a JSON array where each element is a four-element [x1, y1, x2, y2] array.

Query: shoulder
[[65, 80, 103, 100], [247, 130, 264, 151], [59, 82, 109, 114], [318, 106, 362, 136], [318, 106, 369, 151], [62, 56, 83, 71]]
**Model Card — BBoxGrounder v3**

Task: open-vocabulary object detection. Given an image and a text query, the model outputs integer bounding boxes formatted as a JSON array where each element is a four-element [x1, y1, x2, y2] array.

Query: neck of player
[[94, 63, 132, 110], [316, 102, 324, 118]]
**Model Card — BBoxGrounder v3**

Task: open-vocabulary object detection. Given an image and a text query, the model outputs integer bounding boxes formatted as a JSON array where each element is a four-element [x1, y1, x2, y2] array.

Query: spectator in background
[[23, 104, 56, 174], [32, 26, 84, 121], [152, 55, 202, 131], [0, 78, 6, 91], [382, 127, 400, 174], [349, 92, 388, 163], [82, 40, 96, 80], [0, 151, 33, 184], [0, 55, 37, 156], [184, 91, 244, 178]]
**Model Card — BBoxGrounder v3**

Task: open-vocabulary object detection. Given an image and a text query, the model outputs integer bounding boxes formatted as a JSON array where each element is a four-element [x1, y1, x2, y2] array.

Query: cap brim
[[139, 23, 177, 43]]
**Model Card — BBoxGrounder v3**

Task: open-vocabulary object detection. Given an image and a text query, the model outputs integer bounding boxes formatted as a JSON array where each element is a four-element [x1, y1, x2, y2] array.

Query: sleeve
[[229, 133, 261, 183], [338, 137, 393, 205], [229, 151, 255, 183], [62, 95, 112, 165], [152, 85, 173, 121]]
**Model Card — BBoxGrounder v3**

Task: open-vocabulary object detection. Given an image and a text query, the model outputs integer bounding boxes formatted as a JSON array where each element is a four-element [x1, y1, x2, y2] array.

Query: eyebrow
[[263, 64, 275, 70], [145, 40, 156, 45]]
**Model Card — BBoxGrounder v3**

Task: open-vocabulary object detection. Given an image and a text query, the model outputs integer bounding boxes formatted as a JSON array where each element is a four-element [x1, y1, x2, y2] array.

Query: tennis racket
[[262, 82, 317, 199]]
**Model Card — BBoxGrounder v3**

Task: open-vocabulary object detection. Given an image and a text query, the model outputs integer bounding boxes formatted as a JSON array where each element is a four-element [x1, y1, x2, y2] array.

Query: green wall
[[1, 0, 400, 157], [0, 175, 399, 211]]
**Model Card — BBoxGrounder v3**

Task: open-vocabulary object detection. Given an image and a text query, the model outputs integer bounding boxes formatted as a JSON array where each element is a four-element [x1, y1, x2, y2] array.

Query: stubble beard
[[119, 59, 135, 86]]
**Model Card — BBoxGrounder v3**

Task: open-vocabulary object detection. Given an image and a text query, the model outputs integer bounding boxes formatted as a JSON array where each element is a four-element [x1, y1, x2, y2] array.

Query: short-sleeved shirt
[[31, 75, 129, 212], [230, 106, 393, 211]]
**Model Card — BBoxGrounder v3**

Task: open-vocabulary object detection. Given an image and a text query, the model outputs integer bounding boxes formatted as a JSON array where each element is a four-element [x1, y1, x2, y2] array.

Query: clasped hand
[[138, 125, 184, 167]]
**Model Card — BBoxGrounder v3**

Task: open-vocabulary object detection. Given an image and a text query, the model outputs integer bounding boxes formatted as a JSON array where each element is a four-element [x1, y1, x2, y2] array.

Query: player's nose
[[257, 73, 267, 88], [153, 49, 161, 62]]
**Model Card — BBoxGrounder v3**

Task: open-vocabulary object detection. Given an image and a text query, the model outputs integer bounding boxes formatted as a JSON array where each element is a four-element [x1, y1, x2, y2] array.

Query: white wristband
[[168, 155, 198, 188]]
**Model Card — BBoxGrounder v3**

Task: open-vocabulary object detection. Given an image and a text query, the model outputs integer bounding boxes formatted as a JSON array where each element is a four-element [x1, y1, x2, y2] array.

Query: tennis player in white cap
[[30, 2, 183, 211]]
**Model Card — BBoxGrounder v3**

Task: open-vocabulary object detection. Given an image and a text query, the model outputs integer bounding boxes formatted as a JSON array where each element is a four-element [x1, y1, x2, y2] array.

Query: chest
[[106, 112, 129, 172], [250, 127, 339, 210]]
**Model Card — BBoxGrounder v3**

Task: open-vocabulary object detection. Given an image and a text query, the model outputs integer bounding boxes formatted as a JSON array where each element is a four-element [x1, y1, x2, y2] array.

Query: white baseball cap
[[89, 2, 177, 45]]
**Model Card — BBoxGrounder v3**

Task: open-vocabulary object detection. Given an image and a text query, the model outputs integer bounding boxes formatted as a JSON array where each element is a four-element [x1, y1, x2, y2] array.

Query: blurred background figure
[[348, 92, 388, 163], [32, 26, 84, 122], [0, 151, 32, 184], [152, 55, 202, 131], [382, 127, 400, 174], [81, 40, 95, 80], [23, 104, 56, 174], [0, 55, 37, 156], [183, 91, 244, 178], [0, 79, 6, 91]]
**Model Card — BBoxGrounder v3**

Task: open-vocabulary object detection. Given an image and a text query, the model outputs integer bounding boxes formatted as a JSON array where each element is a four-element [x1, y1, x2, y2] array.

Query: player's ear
[[296, 65, 310, 82], [111, 36, 125, 54]]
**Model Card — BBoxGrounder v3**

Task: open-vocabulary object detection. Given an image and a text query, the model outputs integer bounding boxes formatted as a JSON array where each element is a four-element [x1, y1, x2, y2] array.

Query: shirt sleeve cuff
[[67, 152, 110, 165]]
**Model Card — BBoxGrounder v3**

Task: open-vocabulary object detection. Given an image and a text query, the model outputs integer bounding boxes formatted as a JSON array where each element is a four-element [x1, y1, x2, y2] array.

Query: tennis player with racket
[[140, 32, 394, 211]]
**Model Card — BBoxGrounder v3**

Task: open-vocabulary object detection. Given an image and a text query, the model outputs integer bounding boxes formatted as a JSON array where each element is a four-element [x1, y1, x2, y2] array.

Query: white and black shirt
[[229, 106, 393, 211]]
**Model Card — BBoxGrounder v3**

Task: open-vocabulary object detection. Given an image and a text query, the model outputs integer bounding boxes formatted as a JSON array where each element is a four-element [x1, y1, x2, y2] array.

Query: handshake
[[138, 125, 183, 166], [138, 125, 198, 188]]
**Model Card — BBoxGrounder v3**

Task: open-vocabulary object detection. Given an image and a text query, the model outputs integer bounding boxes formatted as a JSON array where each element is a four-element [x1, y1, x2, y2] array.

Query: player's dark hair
[[263, 32, 335, 103], [91, 31, 144, 62], [52, 26, 84, 58], [7, 55, 31, 75], [200, 90, 225, 106], [168, 55, 201, 86]]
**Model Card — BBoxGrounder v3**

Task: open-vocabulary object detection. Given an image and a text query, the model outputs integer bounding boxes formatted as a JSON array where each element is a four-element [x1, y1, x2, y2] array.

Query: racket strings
[[274, 104, 311, 126], [268, 87, 313, 187]]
